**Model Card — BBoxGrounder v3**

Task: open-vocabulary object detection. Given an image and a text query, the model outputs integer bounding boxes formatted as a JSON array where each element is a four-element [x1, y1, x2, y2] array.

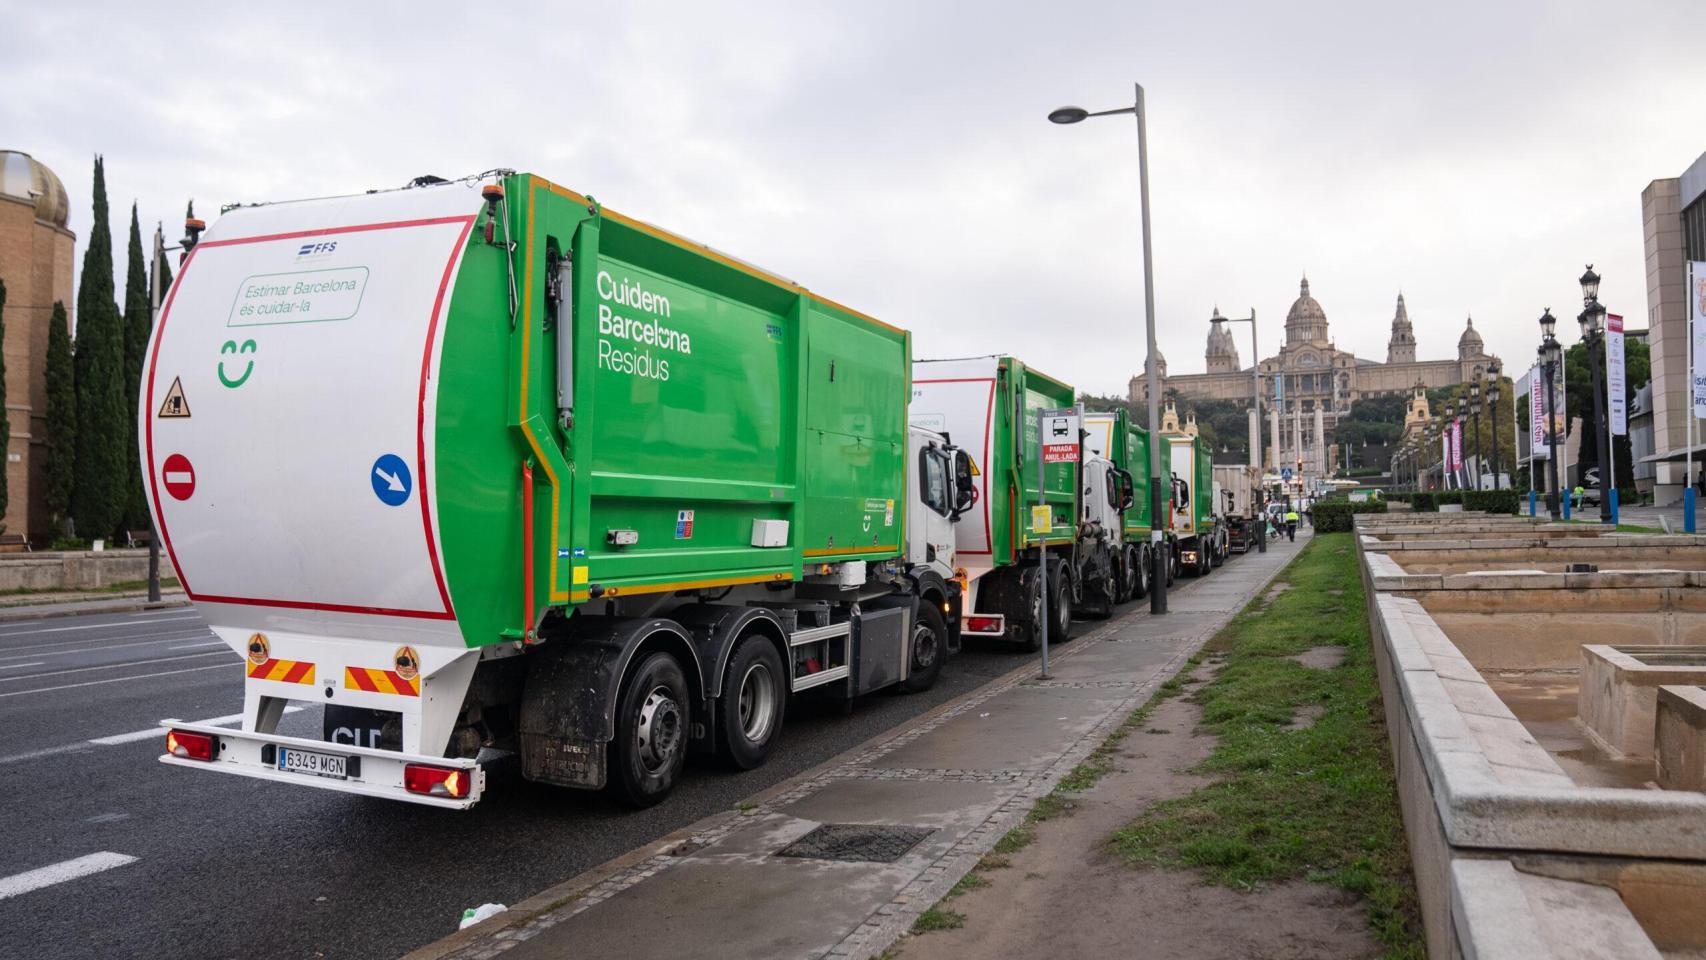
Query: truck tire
[[1132, 545, 1150, 600], [1117, 546, 1140, 603], [901, 603, 947, 693], [1050, 568, 1073, 642], [1166, 543, 1178, 585], [609, 652, 691, 807], [718, 637, 786, 770], [1085, 560, 1115, 620]]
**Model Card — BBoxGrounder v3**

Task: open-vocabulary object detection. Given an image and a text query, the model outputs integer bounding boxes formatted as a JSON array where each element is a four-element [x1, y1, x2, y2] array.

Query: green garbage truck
[[911, 356, 1126, 648], [1083, 409, 1161, 601], [1166, 433, 1222, 577], [146, 170, 969, 808]]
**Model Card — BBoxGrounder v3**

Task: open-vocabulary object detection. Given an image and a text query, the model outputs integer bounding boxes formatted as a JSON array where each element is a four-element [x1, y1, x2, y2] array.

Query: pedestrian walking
[[1284, 505, 1299, 542]]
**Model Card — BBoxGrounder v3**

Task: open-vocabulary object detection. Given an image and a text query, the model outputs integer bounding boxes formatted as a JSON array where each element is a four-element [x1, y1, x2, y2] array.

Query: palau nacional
[[1131, 277, 1500, 478]]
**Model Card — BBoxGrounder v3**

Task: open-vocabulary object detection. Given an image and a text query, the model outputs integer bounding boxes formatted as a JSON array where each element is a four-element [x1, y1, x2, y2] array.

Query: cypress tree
[[122, 204, 151, 531], [45, 302, 75, 532], [73, 156, 125, 541], [0, 280, 8, 528]]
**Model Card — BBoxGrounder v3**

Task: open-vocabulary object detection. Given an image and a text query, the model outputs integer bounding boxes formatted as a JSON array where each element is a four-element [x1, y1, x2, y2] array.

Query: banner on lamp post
[[1607, 313, 1626, 436], [1692, 262, 1706, 418], [1529, 364, 1548, 458]]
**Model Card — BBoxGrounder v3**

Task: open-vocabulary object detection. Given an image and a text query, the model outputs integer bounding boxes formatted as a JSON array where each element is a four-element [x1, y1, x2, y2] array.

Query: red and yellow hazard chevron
[[344, 666, 419, 697], [247, 658, 315, 684]]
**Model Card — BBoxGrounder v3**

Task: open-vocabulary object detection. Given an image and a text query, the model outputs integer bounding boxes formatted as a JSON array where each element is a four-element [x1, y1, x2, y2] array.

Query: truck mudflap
[[157, 720, 486, 810]]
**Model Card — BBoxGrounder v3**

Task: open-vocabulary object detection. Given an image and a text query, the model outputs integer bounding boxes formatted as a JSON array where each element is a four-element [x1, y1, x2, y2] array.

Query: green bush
[[1410, 492, 1436, 512], [1462, 490, 1520, 515], [1434, 490, 1463, 506], [1313, 499, 1389, 532]]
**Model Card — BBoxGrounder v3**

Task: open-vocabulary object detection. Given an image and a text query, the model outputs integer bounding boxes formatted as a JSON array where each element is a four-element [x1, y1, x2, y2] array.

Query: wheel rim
[[636, 684, 684, 773], [912, 621, 938, 672], [736, 663, 776, 743]]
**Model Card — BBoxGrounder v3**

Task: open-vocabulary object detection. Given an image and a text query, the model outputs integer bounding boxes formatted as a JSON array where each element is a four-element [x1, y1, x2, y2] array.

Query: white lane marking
[[0, 650, 235, 683], [0, 661, 44, 670], [168, 641, 226, 651], [0, 663, 231, 700], [0, 706, 308, 762], [0, 852, 138, 901], [0, 632, 215, 660], [89, 706, 305, 745], [0, 614, 199, 637], [85, 813, 130, 824]]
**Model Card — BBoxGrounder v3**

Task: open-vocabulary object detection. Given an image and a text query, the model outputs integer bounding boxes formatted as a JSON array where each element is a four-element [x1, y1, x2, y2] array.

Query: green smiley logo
[[219, 339, 257, 388]]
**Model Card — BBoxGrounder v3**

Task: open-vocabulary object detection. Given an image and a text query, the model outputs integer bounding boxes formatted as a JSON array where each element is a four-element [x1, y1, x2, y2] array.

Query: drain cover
[[776, 823, 935, 863]]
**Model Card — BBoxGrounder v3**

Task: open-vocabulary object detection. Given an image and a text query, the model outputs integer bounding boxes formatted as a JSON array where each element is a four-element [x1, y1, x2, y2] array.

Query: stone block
[[1580, 647, 1706, 759], [1656, 685, 1706, 792]]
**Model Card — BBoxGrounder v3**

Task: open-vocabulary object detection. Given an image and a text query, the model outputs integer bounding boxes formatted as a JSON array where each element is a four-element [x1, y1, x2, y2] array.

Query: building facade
[[1641, 148, 1706, 504], [0, 151, 73, 543], [1130, 277, 1497, 473]]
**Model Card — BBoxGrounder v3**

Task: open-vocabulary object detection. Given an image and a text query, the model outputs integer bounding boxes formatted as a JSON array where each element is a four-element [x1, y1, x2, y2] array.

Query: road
[[0, 592, 1195, 960]]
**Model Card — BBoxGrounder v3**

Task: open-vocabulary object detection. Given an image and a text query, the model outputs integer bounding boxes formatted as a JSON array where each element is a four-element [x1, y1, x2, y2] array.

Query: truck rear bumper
[[158, 719, 485, 810]]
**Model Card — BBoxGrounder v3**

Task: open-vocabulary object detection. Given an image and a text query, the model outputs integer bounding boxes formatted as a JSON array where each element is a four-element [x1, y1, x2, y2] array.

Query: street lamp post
[[1487, 364, 1501, 491], [1539, 310, 1563, 519], [1444, 400, 1458, 491], [1050, 83, 1168, 612], [1212, 309, 1264, 553], [1579, 266, 1613, 524], [1471, 381, 1484, 491]]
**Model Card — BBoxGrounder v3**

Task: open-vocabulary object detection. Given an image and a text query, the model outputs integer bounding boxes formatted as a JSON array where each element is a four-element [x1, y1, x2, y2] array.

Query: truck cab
[[906, 425, 976, 655]]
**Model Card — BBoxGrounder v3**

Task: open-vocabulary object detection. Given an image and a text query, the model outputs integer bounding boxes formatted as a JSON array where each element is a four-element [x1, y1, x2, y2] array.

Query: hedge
[[1462, 489, 1520, 515], [1313, 498, 1389, 532]]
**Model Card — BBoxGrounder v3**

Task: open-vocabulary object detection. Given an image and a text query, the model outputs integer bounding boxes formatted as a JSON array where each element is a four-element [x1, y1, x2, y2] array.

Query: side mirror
[[1117, 470, 1136, 510], [950, 449, 978, 519]]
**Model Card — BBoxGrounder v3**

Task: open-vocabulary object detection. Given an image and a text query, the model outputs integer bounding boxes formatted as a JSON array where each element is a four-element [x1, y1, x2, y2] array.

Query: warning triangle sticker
[[157, 378, 191, 419]]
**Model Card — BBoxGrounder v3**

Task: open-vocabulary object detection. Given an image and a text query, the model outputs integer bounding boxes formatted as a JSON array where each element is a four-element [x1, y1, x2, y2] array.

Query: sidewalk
[[415, 532, 1306, 960], [0, 588, 189, 621]]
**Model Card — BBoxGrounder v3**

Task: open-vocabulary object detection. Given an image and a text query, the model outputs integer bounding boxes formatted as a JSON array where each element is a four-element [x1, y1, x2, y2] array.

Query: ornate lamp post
[[1539, 310, 1563, 519], [1470, 380, 1484, 491], [1444, 399, 1458, 491], [1486, 360, 1503, 490], [1579, 266, 1612, 524]]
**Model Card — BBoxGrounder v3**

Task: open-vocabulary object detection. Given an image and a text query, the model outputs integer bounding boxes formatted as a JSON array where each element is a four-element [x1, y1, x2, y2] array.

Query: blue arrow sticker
[[371, 454, 412, 507]]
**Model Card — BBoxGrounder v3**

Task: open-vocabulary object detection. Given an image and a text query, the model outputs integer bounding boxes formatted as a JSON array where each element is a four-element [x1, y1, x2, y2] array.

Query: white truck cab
[[906, 425, 977, 653]]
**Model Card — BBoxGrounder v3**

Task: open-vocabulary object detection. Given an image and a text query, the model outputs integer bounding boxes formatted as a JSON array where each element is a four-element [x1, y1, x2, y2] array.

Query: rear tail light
[[964, 615, 1003, 634], [404, 764, 471, 799], [166, 729, 216, 762]]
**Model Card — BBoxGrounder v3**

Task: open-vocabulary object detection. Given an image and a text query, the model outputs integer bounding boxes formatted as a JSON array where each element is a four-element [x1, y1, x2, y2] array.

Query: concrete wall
[[0, 549, 177, 593]]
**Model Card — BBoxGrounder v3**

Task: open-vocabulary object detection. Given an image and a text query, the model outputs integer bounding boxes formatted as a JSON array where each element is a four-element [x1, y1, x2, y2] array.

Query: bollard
[[1563, 493, 1572, 520], [1610, 489, 1619, 527], [1529, 490, 1537, 517], [1688, 488, 1698, 534]]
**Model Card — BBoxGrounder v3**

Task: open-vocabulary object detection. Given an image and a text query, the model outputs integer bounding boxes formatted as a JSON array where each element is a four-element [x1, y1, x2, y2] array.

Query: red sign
[[162, 453, 196, 501], [1042, 443, 1079, 464]]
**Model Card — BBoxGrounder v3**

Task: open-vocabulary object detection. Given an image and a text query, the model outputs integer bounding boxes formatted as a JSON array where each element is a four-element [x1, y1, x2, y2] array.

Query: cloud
[[8, 0, 1705, 396]]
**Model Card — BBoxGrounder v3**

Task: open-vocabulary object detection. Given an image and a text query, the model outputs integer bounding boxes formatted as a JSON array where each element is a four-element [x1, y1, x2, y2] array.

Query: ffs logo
[[297, 241, 338, 260], [219, 339, 256, 388]]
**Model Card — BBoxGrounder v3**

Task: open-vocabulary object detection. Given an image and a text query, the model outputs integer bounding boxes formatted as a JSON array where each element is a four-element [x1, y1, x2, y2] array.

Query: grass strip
[[1108, 533, 1424, 959]]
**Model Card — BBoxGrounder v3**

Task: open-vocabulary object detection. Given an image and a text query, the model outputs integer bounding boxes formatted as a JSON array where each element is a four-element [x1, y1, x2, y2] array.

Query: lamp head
[[1048, 106, 1090, 124], [1580, 264, 1600, 304], [1539, 308, 1557, 340]]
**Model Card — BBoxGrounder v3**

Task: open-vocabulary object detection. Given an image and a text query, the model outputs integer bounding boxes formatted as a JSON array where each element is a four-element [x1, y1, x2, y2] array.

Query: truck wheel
[[609, 652, 691, 807], [1019, 570, 1044, 652], [1051, 570, 1073, 642], [1119, 547, 1140, 602], [1132, 545, 1150, 600], [901, 603, 947, 693], [1088, 563, 1115, 620], [718, 638, 786, 770], [1168, 546, 1178, 584]]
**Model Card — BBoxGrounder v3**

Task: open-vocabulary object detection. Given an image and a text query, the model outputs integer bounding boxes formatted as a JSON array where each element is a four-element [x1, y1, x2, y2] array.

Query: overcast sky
[[7, 1, 1705, 396]]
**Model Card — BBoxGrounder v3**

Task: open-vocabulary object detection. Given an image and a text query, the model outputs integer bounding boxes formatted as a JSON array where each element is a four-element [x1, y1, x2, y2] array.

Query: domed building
[[0, 150, 77, 542], [1129, 275, 1497, 476]]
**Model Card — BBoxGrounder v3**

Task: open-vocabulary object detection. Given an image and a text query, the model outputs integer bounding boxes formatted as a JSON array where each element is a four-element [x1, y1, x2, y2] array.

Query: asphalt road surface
[[0, 587, 1193, 960]]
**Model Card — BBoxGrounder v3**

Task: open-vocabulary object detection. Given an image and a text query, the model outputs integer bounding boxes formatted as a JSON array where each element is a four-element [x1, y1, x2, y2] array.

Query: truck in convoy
[[1166, 434, 1221, 577], [1083, 409, 1160, 602], [144, 171, 975, 809], [911, 356, 1123, 649], [1213, 464, 1262, 555]]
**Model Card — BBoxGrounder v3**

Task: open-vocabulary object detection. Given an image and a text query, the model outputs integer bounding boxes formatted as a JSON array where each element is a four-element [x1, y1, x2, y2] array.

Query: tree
[[45, 302, 74, 531], [1563, 336, 1651, 490], [122, 204, 151, 531], [73, 156, 127, 540]]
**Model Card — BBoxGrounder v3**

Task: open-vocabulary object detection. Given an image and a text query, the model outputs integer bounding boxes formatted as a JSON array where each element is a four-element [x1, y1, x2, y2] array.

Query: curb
[[0, 594, 190, 622]]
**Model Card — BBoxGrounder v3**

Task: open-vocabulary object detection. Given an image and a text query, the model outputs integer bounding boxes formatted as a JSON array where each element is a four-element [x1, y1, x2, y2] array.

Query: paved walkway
[[415, 534, 1307, 960]]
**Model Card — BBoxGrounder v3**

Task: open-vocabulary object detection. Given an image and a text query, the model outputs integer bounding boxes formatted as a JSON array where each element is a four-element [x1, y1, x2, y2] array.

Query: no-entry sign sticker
[[163, 453, 196, 501]]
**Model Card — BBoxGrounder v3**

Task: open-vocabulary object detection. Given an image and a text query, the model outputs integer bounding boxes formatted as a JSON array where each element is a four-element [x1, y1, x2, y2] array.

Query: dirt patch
[[895, 672, 1379, 960], [1264, 581, 1293, 603], [1287, 704, 1327, 730], [1289, 645, 1348, 671]]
